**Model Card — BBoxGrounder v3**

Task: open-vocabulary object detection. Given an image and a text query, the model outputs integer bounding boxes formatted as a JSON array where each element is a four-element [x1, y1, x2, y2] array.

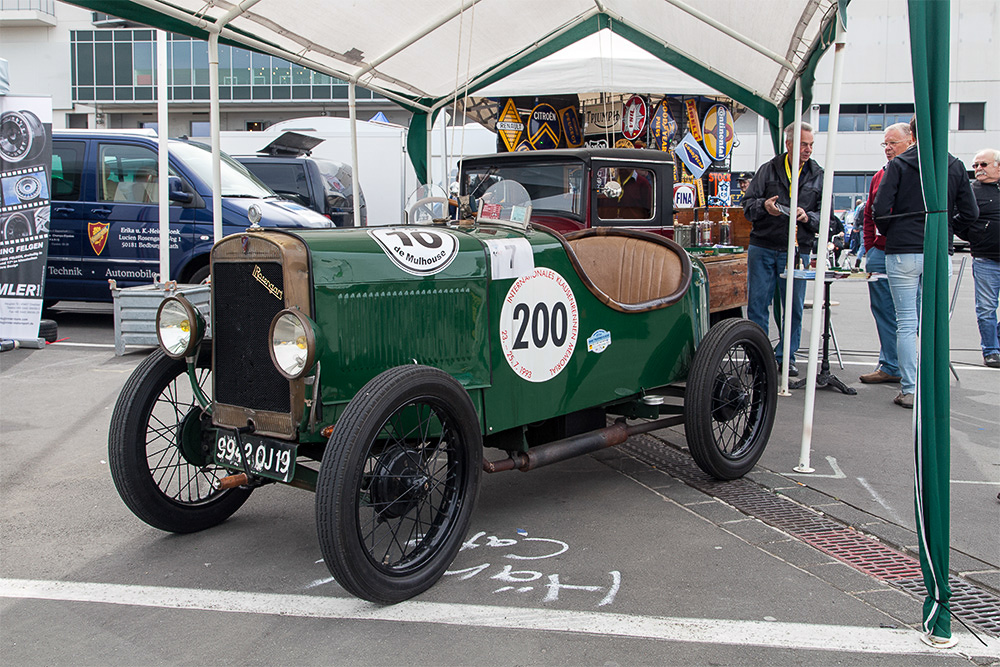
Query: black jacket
[[743, 153, 824, 251], [873, 145, 979, 254], [954, 179, 1000, 262]]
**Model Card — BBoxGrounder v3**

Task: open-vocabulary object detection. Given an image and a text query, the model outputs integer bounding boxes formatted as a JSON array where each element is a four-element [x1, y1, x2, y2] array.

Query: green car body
[[275, 224, 708, 440], [109, 212, 775, 604]]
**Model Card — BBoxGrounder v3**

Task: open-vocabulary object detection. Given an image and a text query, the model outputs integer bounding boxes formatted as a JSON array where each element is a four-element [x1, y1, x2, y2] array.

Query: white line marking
[[950, 480, 1000, 486], [1, 578, 996, 657], [46, 342, 118, 348], [788, 456, 846, 479], [857, 477, 907, 525]]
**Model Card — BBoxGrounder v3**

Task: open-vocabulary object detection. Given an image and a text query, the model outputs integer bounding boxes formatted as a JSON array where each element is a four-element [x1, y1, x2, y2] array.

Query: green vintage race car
[[108, 183, 777, 603]]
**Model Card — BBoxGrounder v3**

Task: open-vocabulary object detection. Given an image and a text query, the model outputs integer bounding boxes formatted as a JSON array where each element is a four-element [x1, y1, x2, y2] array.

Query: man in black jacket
[[954, 148, 1000, 368], [742, 122, 823, 376], [873, 120, 979, 408]]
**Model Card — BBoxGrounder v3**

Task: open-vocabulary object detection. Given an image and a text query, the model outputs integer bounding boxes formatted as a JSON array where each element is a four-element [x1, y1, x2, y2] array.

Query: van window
[[51, 141, 86, 201], [243, 162, 309, 203], [98, 143, 161, 203]]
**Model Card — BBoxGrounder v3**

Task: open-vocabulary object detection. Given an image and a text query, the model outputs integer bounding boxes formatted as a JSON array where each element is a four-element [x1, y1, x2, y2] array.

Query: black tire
[[187, 264, 210, 285], [316, 365, 482, 603], [684, 319, 777, 480], [109, 345, 252, 532], [38, 319, 57, 343]]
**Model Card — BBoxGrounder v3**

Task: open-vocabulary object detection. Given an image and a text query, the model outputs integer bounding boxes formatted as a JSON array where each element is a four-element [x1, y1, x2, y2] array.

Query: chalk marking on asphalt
[[788, 456, 845, 479], [857, 477, 906, 525], [951, 479, 1000, 486], [1, 578, 997, 657]]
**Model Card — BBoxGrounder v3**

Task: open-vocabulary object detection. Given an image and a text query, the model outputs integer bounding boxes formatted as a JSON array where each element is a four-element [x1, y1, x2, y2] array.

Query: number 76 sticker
[[500, 268, 579, 382]]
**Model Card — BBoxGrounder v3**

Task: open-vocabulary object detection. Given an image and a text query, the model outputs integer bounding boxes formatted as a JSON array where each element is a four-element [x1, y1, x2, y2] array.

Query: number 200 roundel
[[499, 268, 579, 383]]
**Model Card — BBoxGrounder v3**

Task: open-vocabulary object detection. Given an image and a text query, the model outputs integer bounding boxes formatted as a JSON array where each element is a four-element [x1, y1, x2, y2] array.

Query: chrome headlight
[[156, 295, 205, 358], [269, 308, 316, 379]]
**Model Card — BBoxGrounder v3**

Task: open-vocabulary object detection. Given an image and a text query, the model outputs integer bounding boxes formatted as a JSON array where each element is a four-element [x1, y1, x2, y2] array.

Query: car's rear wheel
[[109, 346, 252, 532], [316, 365, 481, 603], [684, 319, 777, 480]]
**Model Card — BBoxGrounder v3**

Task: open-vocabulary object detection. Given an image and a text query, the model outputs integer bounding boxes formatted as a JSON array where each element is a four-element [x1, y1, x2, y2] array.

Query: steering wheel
[[407, 196, 451, 224]]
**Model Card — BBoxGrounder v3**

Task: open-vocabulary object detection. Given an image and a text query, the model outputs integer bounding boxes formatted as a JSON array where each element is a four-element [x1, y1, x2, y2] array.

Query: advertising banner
[[0, 97, 51, 342], [495, 95, 581, 152]]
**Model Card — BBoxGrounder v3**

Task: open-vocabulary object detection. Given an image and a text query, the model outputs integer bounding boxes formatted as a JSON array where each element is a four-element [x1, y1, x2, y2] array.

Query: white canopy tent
[[474, 29, 717, 97]]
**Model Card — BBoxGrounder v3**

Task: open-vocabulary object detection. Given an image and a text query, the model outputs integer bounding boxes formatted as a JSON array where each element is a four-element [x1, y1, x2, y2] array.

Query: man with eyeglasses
[[873, 118, 978, 408], [954, 149, 1000, 368], [858, 123, 913, 385]]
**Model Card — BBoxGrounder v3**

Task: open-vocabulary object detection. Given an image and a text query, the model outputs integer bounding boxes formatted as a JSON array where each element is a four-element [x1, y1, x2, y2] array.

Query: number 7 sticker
[[500, 268, 579, 382]]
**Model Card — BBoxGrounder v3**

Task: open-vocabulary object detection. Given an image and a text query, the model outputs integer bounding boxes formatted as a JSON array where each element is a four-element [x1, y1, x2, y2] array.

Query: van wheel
[[188, 265, 210, 285], [38, 319, 58, 343]]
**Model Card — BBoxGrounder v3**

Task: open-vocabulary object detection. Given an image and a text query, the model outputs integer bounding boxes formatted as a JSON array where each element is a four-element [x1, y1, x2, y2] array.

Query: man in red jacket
[[859, 122, 913, 385]]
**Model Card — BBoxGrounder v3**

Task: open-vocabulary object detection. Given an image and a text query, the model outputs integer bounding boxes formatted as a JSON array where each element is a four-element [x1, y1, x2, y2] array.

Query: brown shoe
[[860, 368, 902, 384], [893, 392, 914, 409]]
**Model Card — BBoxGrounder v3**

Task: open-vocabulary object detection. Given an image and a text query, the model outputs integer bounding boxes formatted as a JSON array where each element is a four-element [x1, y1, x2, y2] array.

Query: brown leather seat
[[562, 228, 692, 313]]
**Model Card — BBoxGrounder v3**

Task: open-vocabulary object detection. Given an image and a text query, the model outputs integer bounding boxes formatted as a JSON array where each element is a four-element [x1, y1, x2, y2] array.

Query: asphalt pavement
[[1, 258, 998, 665]]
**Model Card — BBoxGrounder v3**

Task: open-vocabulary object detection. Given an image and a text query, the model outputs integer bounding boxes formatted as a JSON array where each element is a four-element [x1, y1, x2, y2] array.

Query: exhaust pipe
[[483, 415, 684, 473]]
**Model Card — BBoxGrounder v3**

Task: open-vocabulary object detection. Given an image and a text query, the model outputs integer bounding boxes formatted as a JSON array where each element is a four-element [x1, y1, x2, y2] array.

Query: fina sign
[[673, 183, 696, 209]]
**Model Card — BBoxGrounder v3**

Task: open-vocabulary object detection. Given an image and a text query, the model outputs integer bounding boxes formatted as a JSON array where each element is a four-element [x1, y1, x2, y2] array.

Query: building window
[[818, 104, 914, 132], [190, 121, 210, 137], [958, 103, 985, 131], [70, 29, 383, 105], [246, 121, 266, 131], [831, 173, 874, 217]]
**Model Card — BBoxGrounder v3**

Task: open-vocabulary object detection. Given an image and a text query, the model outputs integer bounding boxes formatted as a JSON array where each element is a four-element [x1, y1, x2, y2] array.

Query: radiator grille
[[334, 287, 477, 373], [213, 261, 290, 414]]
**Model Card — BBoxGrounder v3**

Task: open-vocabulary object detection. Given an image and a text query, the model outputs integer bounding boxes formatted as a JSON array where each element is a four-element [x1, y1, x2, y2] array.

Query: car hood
[[222, 196, 333, 229]]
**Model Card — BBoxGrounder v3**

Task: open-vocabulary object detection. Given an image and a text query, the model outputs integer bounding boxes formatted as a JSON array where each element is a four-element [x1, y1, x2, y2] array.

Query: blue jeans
[[972, 257, 1000, 356], [886, 253, 923, 395], [865, 248, 899, 375], [747, 245, 805, 360]]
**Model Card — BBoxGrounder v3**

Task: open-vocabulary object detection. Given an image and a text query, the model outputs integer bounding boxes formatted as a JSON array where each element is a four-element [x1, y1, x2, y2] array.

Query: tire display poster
[[0, 96, 51, 342]]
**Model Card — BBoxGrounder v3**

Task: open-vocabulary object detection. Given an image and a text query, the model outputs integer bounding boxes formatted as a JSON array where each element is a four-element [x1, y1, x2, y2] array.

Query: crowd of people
[[741, 119, 999, 408]]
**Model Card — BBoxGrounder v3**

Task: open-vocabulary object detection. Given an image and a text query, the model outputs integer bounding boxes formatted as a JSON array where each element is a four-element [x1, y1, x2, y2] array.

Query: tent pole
[[796, 23, 847, 474], [349, 82, 361, 227], [205, 0, 264, 243], [208, 31, 223, 243], [778, 82, 802, 399], [156, 29, 169, 282], [755, 113, 764, 169]]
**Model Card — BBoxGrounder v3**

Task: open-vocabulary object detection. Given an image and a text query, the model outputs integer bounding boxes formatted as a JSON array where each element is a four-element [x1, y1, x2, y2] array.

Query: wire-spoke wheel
[[109, 346, 252, 532], [316, 365, 481, 603], [684, 319, 777, 480]]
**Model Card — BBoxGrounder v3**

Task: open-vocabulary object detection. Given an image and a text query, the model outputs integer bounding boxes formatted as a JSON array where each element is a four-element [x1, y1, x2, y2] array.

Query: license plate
[[214, 431, 296, 483]]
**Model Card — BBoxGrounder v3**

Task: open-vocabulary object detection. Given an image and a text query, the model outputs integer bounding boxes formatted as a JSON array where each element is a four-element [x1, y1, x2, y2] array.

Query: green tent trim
[[908, 0, 953, 642]]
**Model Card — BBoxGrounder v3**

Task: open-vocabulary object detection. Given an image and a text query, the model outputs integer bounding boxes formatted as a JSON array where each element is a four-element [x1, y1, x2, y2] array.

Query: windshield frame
[[461, 160, 586, 222]]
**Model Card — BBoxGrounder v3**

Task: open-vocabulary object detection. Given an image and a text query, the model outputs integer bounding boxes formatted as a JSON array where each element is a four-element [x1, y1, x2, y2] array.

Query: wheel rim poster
[[0, 97, 52, 342]]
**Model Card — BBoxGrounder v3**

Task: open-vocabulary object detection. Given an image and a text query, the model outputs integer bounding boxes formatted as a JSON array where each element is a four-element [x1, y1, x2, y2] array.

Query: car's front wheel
[[684, 319, 777, 480], [316, 365, 482, 603], [108, 346, 252, 532]]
